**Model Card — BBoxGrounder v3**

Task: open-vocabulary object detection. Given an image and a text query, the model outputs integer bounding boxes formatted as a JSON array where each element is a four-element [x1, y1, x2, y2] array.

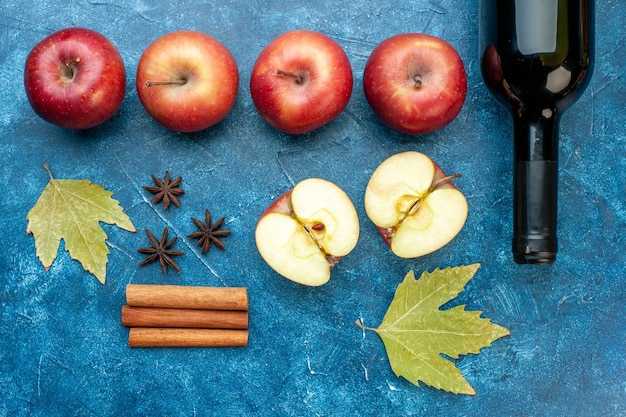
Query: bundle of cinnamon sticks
[[122, 284, 248, 348]]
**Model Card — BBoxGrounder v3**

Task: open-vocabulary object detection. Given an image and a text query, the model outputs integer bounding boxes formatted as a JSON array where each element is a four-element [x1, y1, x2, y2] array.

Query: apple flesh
[[249, 30, 353, 134], [255, 178, 359, 286], [23, 27, 126, 129], [136, 30, 239, 133], [364, 151, 467, 258], [363, 33, 467, 134]]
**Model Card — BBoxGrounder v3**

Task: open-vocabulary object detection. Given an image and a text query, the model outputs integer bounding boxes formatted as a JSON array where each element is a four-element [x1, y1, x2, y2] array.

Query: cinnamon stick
[[128, 328, 248, 347], [121, 306, 248, 329], [126, 284, 248, 311]]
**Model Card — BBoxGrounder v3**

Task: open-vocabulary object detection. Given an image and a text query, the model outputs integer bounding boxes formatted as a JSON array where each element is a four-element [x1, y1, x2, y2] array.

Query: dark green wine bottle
[[480, 0, 594, 264]]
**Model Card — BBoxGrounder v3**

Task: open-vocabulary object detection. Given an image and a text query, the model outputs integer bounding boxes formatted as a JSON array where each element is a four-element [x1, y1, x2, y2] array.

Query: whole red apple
[[136, 30, 239, 133], [23, 27, 126, 130], [249, 30, 353, 134], [363, 33, 467, 134]]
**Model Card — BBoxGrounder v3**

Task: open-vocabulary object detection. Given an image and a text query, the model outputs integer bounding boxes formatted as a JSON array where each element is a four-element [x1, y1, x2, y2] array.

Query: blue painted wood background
[[1, 1, 624, 415]]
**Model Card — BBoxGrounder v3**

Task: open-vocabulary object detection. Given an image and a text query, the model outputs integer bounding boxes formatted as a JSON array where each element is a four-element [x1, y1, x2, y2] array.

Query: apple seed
[[300, 221, 332, 260], [311, 223, 325, 231]]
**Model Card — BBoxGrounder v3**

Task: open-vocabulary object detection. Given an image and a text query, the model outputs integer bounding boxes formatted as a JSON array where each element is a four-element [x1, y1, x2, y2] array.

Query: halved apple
[[364, 151, 467, 258], [255, 178, 360, 286]]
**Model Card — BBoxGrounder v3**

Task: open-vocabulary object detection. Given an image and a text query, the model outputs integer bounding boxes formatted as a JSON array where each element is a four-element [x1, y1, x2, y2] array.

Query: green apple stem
[[276, 69, 304, 85], [145, 79, 187, 87]]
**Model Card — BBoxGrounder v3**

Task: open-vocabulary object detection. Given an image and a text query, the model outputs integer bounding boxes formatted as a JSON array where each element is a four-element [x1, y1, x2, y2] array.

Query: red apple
[[364, 151, 467, 258], [249, 30, 353, 134], [136, 30, 239, 133], [23, 27, 126, 130], [363, 33, 467, 134], [255, 178, 360, 286]]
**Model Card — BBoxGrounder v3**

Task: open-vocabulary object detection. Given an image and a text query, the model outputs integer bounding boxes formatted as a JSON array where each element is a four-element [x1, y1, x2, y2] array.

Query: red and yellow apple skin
[[363, 33, 467, 134], [23, 27, 126, 130], [136, 30, 239, 133], [255, 178, 360, 286], [249, 30, 353, 134], [364, 151, 468, 258]]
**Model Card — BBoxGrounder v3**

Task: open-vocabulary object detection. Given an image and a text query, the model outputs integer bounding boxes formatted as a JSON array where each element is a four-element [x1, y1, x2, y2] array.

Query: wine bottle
[[479, 0, 594, 264]]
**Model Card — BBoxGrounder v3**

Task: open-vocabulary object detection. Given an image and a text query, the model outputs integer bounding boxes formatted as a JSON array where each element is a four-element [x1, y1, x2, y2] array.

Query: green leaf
[[358, 264, 510, 395], [26, 165, 136, 284]]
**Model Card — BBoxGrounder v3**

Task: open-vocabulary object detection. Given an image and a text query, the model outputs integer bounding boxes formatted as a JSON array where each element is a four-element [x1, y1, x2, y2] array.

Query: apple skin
[[249, 30, 353, 134], [255, 178, 359, 286], [363, 33, 467, 134], [136, 30, 239, 133], [23, 27, 126, 130], [364, 151, 468, 258]]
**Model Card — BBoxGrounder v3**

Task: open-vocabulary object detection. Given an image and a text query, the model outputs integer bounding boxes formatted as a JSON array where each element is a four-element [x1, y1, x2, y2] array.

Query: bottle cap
[[512, 235, 557, 264]]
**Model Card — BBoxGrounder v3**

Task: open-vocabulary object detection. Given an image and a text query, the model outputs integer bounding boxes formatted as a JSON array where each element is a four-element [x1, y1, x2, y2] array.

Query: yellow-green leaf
[[26, 165, 136, 284], [358, 264, 510, 395]]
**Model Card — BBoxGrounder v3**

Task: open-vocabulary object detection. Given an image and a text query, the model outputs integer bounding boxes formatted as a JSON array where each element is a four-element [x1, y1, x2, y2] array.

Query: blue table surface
[[1, 1, 624, 416]]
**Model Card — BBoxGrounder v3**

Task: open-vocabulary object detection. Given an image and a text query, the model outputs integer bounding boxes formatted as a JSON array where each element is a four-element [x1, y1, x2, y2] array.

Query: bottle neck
[[511, 107, 560, 264], [513, 107, 560, 162]]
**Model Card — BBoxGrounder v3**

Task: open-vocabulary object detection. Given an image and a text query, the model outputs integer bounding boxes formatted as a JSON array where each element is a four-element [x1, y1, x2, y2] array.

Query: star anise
[[143, 171, 184, 209], [137, 226, 185, 274], [188, 209, 231, 254]]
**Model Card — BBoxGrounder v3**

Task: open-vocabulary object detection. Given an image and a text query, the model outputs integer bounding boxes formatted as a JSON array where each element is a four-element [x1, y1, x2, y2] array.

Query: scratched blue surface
[[1, 1, 625, 416]]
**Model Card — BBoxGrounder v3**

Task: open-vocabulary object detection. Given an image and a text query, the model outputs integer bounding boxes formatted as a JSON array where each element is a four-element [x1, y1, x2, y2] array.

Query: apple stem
[[276, 69, 304, 85], [145, 80, 187, 87], [430, 173, 462, 191], [61, 58, 80, 82], [413, 75, 422, 88], [405, 173, 462, 218]]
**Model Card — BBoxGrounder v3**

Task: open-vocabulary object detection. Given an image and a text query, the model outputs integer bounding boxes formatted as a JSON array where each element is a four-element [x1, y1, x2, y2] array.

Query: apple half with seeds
[[255, 178, 360, 286], [364, 151, 467, 258]]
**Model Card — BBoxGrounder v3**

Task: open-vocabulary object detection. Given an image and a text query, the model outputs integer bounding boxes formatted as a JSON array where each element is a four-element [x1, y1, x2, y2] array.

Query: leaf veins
[[26, 164, 136, 284], [357, 264, 510, 395]]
